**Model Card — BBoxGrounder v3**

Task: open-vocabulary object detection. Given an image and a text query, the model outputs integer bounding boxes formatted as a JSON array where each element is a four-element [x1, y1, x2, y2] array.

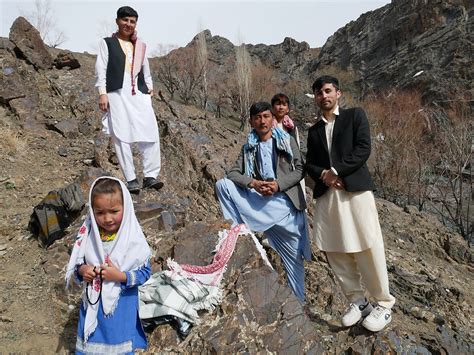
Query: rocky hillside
[[156, 0, 472, 119], [0, 9, 472, 355], [307, 0, 473, 106]]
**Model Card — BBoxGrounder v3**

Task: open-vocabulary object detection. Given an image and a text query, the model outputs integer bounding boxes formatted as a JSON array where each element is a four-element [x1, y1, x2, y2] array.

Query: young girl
[[66, 176, 151, 353]]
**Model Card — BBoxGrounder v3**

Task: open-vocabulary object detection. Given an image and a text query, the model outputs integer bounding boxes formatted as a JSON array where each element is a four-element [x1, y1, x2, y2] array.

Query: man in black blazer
[[306, 76, 395, 332]]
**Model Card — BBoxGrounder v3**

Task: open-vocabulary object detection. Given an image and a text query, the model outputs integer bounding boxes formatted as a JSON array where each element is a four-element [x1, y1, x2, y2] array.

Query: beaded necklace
[[99, 228, 117, 242]]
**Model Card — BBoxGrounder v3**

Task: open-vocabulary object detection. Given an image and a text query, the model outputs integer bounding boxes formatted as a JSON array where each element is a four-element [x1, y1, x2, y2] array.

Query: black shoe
[[127, 179, 141, 193], [142, 177, 164, 190]]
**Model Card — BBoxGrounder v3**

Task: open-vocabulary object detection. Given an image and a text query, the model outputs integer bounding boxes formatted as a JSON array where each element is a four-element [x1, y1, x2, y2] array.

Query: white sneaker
[[341, 300, 373, 327], [362, 305, 392, 332]]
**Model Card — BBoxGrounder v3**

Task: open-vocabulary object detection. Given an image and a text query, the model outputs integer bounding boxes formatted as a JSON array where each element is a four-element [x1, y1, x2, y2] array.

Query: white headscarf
[[65, 176, 151, 341]]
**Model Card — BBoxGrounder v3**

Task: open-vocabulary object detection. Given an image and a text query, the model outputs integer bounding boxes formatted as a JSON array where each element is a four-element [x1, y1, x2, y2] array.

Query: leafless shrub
[[429, 102, 473, 241], [235, 44, 252, 131], [154, 44, 205, 104], [365, 90, 437, 208], [365, 90, 473, 240]]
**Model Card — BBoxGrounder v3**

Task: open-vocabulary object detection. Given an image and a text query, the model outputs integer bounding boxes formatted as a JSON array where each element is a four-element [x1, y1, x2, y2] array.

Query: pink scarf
[[273, 114, 295, 130]]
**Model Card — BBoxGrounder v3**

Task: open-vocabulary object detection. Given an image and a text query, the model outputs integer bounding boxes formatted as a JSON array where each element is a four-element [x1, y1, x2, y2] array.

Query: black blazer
[[306, 107, 375, 198]]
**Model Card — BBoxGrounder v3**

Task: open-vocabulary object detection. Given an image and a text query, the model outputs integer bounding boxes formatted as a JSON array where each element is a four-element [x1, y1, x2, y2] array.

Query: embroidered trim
[[76, 337, 133, 353], [128, 270, 136, 287]]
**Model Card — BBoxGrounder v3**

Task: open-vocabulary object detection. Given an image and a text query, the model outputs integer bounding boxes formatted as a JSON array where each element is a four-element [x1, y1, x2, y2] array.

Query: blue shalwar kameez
[[215, 139, 310, 301], [75, 264, 151, 354]]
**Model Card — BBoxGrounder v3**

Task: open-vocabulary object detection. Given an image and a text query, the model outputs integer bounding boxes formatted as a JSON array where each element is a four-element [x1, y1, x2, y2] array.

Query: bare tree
[[365, 90, 437, 209], [154, 50, 181, 99], [429, 103, 473, 241], [196, 31, 209, 110], [250, 63, 276, 102], [21, 0, 67, 48], [235, 43, 252, 131]]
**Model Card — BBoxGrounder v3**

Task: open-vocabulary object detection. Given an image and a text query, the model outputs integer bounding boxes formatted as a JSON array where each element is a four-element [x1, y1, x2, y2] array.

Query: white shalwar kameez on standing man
[[95, 38, 161, 182], [312, 107, 395, 309]]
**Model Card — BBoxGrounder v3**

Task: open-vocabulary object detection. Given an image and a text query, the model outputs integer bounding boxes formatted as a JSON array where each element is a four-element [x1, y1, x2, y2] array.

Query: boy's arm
[[142, 56, 154, 93], [95, 39, 108, 95]]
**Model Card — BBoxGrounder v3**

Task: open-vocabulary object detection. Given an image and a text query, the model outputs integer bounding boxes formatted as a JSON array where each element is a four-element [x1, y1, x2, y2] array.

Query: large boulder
[[9, 16, 53, 70]]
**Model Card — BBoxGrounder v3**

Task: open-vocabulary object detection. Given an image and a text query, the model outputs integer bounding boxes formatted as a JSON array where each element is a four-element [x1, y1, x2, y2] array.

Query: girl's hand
[[100, 260, 126, 283], [99, 94, 109, 112], [79, 265, 98, 283]]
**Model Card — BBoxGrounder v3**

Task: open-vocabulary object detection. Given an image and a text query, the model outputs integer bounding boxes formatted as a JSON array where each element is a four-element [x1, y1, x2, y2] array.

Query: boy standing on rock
[[306, 75, 395, 332], [95, 6, 163, 193]]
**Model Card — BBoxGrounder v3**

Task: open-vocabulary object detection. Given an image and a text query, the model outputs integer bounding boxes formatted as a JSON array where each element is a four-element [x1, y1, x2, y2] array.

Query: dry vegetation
[[365, 91, 473, 241]]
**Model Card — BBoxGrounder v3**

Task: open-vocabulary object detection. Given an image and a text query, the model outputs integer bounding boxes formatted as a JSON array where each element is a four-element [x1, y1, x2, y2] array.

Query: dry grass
[[0, 125, 28, 157]]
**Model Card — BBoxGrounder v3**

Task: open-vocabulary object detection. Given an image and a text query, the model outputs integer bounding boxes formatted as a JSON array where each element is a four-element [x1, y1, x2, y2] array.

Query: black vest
[[104, 37, 149, 94]]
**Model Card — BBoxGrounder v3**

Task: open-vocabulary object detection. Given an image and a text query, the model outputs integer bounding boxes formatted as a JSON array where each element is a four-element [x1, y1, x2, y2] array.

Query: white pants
[[325, 235, 396, 309], [113, 136, 161, 182]]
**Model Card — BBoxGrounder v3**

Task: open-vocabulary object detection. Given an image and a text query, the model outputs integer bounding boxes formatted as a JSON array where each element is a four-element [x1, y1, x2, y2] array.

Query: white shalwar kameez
[[313, 112, 395, 309], [95, 38, 161, 182]]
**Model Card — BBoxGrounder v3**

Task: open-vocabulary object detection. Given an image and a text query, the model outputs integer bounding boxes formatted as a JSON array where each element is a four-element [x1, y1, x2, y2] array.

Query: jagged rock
[[0, 37, 14, 51], [8, 17, 53, 70], [135, 202, 186, 232], [135, 203, 166, 220], [0, 59, 26, 103], [50, 118, 79, 138], [53, 51, 80, 70], [148, 221, 318, 353]]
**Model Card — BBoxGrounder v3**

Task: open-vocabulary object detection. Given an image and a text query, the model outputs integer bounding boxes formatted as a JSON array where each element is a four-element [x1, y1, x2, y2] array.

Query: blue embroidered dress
[[75, 259, 151, 354]]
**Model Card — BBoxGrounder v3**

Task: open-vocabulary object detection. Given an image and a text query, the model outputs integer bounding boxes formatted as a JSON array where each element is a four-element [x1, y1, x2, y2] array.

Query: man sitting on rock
[[215, 102, 310, 302]]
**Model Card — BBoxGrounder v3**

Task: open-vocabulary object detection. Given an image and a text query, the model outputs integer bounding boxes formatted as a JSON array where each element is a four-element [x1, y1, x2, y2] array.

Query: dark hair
[[249, 102, 273, 117], [312, 75, 340, 93], [271, 93, 290, 107], [91, 178, 123, 205], [117, 6, 138, 19]]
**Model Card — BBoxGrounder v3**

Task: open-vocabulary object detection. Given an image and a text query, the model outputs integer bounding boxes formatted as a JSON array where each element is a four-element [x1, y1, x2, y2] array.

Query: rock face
[[53, 51, 81, 70], [308, 0, 473, 106], [9, 16, 53, 70]]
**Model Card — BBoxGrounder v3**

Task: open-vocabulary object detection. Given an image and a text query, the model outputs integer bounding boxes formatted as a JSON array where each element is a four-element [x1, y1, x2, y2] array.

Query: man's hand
[[261, 180, 279, 195], [333, 177, 345, 190], [99, 94, 109, 112], [321, 169, 338, 187], [249, 179, 279, 195]]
